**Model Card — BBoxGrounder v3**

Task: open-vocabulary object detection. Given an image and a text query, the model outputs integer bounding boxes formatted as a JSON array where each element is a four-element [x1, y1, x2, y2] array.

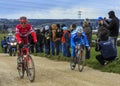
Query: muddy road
[[0, 54, 120, 86]]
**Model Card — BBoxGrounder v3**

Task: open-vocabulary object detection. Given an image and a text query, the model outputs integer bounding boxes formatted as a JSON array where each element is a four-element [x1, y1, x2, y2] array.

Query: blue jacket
[[70, 30, 89, 48], [99, 40, 117, 58], [1, 39, 7, 47]]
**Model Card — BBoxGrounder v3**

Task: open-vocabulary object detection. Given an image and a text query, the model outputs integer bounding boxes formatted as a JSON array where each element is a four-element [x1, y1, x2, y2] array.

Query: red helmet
[[19, 16, 27, 23]]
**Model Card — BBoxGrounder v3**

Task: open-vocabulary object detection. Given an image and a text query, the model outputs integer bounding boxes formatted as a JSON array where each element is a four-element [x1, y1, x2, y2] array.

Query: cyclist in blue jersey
[[70, 26, 90, 68]]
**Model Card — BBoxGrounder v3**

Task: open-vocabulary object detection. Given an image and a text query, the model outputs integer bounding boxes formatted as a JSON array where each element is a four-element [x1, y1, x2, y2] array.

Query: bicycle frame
[[75, 44, 84, 58], [17, 43, 35, 82], [19, 44, 30, 69], [70, 44, 85, 72]]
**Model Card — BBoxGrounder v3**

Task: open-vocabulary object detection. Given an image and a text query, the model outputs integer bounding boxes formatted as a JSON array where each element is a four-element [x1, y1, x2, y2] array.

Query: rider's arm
[[29, 27, 37, 43], [71, 35, 77, 48], [15, 26, 21, 44], [82, 32, 89, 47]]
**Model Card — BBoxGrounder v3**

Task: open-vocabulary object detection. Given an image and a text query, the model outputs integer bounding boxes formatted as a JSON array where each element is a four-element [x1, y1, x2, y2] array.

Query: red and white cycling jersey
[[15, 24, 37, 44]]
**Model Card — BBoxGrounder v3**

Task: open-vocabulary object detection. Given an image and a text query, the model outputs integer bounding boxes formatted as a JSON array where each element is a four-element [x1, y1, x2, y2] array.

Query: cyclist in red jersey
[[15, 16, 37, 45], [15, 16, 37, 69]]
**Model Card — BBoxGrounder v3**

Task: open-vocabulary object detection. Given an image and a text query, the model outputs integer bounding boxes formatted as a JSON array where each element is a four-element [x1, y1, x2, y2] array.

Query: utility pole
[[78, 11, 82, 19]]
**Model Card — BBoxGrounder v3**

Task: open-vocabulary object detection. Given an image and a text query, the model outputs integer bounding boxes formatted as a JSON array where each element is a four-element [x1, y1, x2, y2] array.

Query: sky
[[0, 0, 120, 19]]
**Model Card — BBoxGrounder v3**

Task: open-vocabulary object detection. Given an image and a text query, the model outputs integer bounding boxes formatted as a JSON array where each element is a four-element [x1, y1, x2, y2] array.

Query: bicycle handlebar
[[18, 43, 30, 49]]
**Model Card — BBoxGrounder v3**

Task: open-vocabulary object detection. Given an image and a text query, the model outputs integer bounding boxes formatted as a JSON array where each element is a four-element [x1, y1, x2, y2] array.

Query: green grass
[[33, 47, 120, 74], [92, 34, 97, 40], [86, 47, 120, 74]]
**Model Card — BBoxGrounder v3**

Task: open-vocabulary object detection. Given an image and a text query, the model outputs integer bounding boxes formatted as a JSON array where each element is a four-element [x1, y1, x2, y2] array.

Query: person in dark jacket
[[107, 11, 119, 58], [97, 17, 109, 41], [44, 25, 50, 55], [28, 34, 35, 53], [55, 24, 63, 57], [83, 18, 92, 59], [35, 29, 44, 53], [96, 40, 117, 65], [96, 29, 117, 65], [1, 36, 8, 53]]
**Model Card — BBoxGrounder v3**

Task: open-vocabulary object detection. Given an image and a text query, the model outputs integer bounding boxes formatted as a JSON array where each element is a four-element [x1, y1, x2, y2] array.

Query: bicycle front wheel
[[26, 55, 35, 82], [17, 57, 24, 79], [78, 52, 85, 72]]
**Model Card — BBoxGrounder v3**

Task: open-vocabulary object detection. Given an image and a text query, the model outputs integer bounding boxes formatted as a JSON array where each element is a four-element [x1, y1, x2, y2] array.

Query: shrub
[[91, 40, 96, 47]]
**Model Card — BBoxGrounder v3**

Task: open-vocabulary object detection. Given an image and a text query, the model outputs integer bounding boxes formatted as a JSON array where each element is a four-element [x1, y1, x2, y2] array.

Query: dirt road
[[0, 53, 120, 86]]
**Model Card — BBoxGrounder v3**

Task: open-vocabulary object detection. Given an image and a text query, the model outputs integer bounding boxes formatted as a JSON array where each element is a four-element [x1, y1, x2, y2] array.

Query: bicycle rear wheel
[[26, 55, 35, 82], [17, 57, 24, 78], [78, 52, 85, 72]]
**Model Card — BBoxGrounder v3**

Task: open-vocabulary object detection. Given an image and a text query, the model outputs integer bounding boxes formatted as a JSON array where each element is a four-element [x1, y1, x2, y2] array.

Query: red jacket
[[15, 24, 37, 44], [61, 30, 70, 43]]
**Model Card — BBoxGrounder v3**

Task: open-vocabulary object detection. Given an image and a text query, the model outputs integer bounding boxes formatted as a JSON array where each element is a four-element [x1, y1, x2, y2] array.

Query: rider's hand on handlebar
[[19, 43, 23, 48], [87, 47, 90, 51]]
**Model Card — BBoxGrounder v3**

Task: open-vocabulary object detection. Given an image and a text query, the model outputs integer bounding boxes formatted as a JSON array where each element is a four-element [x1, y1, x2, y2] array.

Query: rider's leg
[[71, 46, 75, 67]]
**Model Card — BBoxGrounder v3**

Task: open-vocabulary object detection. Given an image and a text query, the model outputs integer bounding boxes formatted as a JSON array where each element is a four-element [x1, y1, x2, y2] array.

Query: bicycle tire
[[26, 55, 35, 82], [17, 57, 24, 79], [78, 51, 85, 72]]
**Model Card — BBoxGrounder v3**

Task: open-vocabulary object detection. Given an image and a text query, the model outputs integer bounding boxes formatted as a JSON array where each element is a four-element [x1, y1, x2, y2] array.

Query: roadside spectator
[[44, 25, 50, 55], [61, 26, 71, 57], [36, 28, 44, 53], [97, 17, 109, 41], [83, 18, 92, 59], [55, 24, 63, 57], [28, 34, 35, 53], [70, 24, 76, 33], [106, 11, 119, 58], [96, 29, 117, 65], [57, 24, 63, 54], [50, 24, 57, 56], [1, 36, 8, 53]]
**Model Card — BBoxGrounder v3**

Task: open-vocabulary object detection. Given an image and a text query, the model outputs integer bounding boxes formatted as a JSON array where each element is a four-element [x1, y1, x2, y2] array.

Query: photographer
[[96, 28, 117, 65]]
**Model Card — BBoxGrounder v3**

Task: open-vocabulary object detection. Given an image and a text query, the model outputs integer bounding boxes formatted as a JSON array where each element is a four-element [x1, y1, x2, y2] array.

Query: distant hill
[[0, 19, 98, 30]]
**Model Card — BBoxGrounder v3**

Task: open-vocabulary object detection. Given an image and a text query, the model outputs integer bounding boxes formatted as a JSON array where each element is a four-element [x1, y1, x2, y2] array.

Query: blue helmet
[[98, 17, 103, 21]]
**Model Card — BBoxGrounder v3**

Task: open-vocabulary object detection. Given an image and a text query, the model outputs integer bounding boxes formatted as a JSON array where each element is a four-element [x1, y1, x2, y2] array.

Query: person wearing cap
[[97, 17, 109, 41], [70, 26, 90, 68], [107, 11, 119, 58], [61, 26, 71, 57]]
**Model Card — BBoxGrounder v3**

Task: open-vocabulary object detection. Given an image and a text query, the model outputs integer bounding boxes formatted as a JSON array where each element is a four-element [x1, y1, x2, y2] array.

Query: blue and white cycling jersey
[[70, 30, 89, 48]]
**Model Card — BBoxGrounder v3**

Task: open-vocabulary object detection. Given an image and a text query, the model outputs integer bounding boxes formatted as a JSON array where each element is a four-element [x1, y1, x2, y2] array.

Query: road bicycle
[[70, 44, 85, 72], [17, 44, 35, 82]]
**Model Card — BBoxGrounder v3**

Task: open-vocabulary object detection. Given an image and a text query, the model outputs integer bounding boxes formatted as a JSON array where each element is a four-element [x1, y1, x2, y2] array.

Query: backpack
[[99, 40, 117, 58]]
